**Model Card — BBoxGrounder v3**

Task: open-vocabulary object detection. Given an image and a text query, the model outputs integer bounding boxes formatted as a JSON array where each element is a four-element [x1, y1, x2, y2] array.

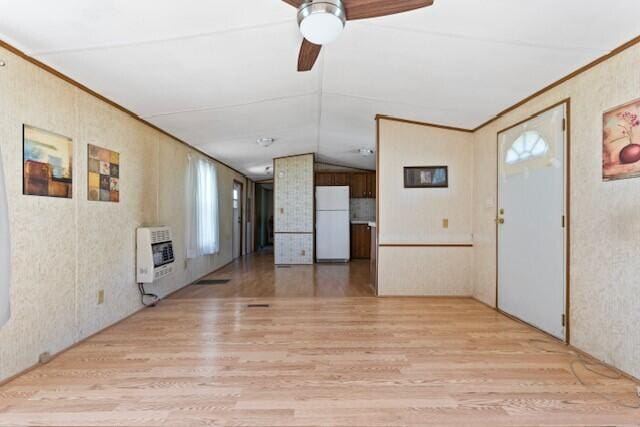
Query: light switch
[[280, 208, 284, 214], [442, 218, 449, 229], [98, 289, 105, 304]]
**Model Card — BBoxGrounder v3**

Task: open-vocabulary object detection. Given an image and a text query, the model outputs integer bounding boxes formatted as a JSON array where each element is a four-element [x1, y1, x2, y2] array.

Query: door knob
[[495, 218, 505, 224]]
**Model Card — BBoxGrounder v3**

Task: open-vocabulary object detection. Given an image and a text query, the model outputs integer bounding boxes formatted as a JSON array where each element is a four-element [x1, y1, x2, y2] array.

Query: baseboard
[[0, 259, 235, 387]]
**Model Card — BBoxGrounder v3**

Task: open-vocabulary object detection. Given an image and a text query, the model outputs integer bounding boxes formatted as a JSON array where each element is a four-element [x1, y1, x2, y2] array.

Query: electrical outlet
[[442, 218, 449, 229], [97, 289, 105, 305]]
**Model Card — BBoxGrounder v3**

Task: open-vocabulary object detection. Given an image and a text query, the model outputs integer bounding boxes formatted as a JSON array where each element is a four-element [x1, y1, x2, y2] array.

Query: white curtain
[[0, 147, 10, 328], [186, 156, 220, 258]]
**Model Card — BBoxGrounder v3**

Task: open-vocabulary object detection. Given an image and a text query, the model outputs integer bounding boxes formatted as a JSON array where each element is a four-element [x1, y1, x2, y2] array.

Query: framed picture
[[88, 144, 120, 202], [603, 98, 640, 181], [404, 166, 448, 188], [23, 125, 73, 198]]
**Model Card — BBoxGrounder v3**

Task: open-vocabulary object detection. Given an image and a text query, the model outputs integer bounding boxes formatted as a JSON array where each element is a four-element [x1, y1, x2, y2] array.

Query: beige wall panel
[[378, 247, 473, 296], [378, 120, 473, 244], [0, 46, 246, 382]]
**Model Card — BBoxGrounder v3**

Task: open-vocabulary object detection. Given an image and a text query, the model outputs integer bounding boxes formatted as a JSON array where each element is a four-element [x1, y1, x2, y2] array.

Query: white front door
[[232, 182, 242, 259], [497, 103, 567, 340]]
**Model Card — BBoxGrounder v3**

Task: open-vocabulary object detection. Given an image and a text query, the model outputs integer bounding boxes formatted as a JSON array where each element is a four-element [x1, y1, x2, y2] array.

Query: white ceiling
[[1, 0, 639, 179]]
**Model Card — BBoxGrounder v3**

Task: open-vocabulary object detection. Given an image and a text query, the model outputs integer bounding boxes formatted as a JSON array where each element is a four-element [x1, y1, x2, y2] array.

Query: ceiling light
[[256, 138, 275, 148], [298, 0, 346, 45], [358, 148, 375, 156]]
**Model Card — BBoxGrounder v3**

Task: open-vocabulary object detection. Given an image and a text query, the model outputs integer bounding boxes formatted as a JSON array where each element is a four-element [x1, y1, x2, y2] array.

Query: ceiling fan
[[282, 0, 435, 72]]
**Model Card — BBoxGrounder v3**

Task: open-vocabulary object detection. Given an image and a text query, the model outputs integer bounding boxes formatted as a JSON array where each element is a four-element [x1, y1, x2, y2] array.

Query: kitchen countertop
[[350, 219, 375, 225]]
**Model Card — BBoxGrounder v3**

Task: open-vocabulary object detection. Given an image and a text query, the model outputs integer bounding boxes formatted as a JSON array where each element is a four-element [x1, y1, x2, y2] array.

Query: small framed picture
[[404, 166, 448, 188]]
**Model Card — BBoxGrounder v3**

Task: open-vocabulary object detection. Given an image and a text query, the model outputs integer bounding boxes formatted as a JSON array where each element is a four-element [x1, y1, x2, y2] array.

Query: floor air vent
[[247, 304, 270, 308], [196, 279, 231, 285]]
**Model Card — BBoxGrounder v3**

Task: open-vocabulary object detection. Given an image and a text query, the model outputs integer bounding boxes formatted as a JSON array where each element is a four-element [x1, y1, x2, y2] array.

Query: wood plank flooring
[[0, 253, 638, 426], [171, 250, 374, 299]]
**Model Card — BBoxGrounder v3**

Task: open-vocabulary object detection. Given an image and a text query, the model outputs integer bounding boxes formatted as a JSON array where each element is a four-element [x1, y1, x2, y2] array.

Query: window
[[505, 131, 549, 165], [186, 156, 219, 258]]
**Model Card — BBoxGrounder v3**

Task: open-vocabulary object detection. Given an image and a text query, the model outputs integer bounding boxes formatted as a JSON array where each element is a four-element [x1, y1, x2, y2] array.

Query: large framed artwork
[[23, 125, 73, 198], [603, 98, 640, 181], [403, 166, 448, 188], [88, 144, 120, 202]]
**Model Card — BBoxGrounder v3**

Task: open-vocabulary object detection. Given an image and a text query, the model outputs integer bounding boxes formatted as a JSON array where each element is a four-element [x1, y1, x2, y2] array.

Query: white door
[[232, 182, 242, 259], [497, 104, 567, 340]]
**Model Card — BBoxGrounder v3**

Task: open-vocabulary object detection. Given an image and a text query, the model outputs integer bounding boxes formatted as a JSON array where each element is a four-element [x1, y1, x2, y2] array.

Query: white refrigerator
[[315, 186, 350, 262]]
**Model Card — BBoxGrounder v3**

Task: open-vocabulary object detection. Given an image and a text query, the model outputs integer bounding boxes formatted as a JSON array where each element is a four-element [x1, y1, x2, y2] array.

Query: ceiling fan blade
[[281, 0, 303, 7], [298, 39, 322, 72], [344, 0, 434, 20]]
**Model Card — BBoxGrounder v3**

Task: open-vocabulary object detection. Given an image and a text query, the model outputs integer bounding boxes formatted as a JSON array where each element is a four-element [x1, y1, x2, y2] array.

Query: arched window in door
[[505, 130, 549, 165]]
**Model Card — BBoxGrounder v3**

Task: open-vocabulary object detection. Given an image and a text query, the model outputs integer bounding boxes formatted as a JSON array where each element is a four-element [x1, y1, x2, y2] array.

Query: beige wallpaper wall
[[274, 154, 314, 265], [472, 43, 640, 379], [377, 120, 474, 295], [0, 45, 245, 382]]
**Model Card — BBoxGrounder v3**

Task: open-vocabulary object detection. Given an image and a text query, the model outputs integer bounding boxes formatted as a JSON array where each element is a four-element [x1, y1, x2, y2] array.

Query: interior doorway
[[496, 102, 569, 341], [232, 180, 243, 259], [254, 182, 274, 251]]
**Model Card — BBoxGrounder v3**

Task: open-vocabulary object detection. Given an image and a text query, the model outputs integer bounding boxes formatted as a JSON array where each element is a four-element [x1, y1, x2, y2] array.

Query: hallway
[[171, 251, 374, 299], [0, 253, 638, 426]]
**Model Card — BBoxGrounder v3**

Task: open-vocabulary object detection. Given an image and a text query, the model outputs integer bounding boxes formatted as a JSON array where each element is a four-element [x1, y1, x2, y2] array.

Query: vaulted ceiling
[[1, 0, 640, 179]]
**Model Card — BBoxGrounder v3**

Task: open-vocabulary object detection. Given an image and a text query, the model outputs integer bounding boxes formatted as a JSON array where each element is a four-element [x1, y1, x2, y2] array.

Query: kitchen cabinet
[[350, 224, 371, 259], [350, 173, 375, 198], [366, 173, 376, 198], [315, 172, 350, 186], [350, 173, 367, 198], [316, 171, 376, 198]]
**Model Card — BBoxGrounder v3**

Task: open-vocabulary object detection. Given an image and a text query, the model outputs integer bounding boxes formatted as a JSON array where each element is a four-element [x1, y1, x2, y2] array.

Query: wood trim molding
[[376, 34, 640, 136], [473, 34, 640, 132], [375, 114, 474, 133], [0, 38, 247, 178], [315, 161, 375, 173]]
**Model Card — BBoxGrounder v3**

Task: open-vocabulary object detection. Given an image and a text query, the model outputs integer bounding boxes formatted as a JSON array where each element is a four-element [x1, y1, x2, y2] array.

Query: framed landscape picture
[[23, 125, 73, 198], [404, 166, 448, 188], [88, 144, 119, 202], [603, 98, 640, 181]]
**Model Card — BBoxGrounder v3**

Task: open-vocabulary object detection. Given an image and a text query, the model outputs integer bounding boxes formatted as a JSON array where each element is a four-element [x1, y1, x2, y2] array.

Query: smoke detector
[[256, 138, 275, 148]]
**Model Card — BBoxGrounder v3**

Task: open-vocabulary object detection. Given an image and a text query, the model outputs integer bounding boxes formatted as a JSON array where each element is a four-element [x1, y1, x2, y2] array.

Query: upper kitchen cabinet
[[315, 172, 350, 186], [350, 173, 376, 198]]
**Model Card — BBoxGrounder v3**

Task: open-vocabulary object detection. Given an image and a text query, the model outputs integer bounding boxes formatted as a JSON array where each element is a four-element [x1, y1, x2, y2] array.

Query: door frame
[[494, 98, 571, 343], [233, 179, 244, 258]]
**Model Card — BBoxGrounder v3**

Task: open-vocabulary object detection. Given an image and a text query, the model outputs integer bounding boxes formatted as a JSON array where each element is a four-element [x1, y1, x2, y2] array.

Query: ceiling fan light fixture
[[297, 0, 346, 45]]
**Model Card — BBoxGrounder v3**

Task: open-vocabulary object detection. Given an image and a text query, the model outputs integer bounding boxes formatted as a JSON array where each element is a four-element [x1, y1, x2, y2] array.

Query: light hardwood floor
[[0, 252, 638, 426]]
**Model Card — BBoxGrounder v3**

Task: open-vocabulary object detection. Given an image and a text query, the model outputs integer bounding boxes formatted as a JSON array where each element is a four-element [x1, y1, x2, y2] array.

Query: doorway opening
[[496, 101, 570, 342], [232, 180, 243, 260], [254, 182, 274, 251]]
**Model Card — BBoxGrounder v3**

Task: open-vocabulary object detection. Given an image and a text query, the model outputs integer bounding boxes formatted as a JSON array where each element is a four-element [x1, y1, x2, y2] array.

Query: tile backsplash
[[350, 198, 375, 220]]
